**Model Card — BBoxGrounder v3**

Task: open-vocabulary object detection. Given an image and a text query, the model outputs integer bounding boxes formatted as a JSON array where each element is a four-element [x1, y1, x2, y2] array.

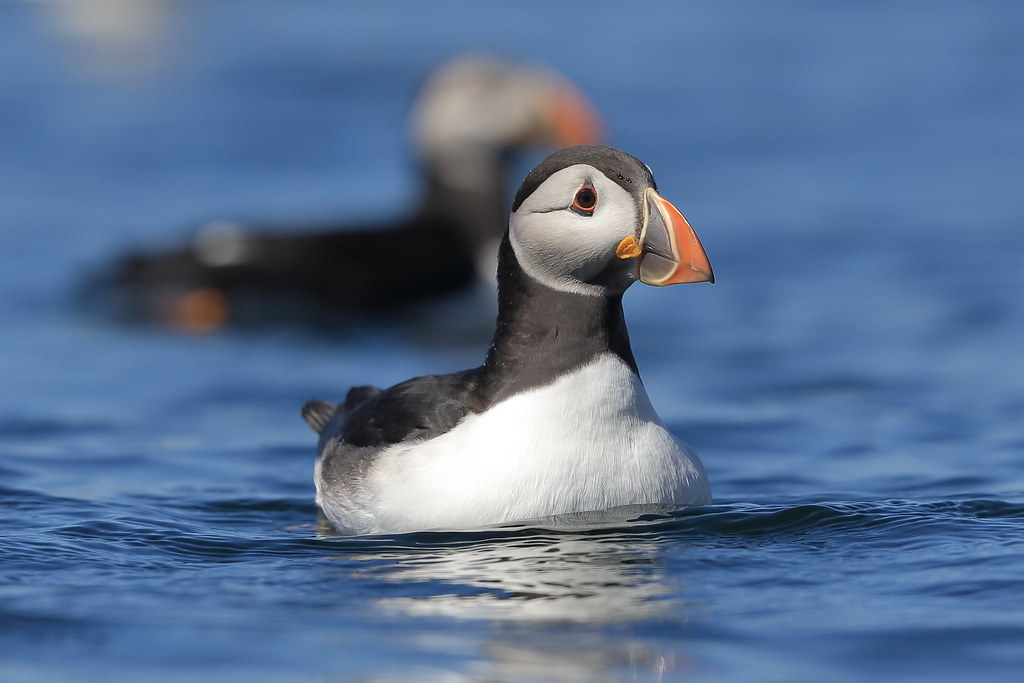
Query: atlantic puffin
[[95, 56, 601, 331], [301, 145, 714, 535]]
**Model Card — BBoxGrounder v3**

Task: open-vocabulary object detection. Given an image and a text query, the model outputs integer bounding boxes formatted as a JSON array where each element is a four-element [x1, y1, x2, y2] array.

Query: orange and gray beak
[[634, 188, 714, 286]]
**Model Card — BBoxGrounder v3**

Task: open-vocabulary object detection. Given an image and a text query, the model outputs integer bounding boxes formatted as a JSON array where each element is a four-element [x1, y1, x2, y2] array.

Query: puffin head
[[411, 56, 602, 189], [508, 145, 714, 296]]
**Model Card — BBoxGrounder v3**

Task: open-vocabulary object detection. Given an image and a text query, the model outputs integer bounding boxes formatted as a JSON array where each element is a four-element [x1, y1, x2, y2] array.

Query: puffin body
[[303, 145, 715, 535], [95, 56, 601, 331]]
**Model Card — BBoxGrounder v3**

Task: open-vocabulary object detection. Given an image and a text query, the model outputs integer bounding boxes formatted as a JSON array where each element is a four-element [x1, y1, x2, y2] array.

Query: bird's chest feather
[[365, 354, 707, 531]]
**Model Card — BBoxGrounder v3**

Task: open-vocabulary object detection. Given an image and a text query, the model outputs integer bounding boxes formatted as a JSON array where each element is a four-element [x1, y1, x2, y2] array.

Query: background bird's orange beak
[[540, 79, 604, 147], [637, 188, 714, 286]]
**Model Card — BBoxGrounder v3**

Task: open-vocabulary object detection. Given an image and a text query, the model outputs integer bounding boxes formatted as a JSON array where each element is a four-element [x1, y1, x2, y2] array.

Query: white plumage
[[317, 354, 709, 535]]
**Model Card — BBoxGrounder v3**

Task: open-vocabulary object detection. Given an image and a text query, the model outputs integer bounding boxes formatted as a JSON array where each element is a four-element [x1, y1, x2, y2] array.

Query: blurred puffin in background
[[92, 55, 601, 332]]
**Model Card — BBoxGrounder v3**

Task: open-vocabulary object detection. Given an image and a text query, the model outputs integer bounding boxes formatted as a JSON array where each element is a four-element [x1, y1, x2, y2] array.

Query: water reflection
[[333, 512, 700, 680], [360, 534, 676, 622], [446, 628, 693, 683]]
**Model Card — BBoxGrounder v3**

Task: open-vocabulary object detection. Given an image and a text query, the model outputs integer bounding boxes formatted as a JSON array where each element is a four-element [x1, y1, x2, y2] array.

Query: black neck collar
[[476, 234, 639, 404]]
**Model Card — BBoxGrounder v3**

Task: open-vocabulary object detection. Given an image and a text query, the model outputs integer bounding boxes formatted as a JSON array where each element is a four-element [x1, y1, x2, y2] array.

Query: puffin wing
[[336, 369, 484, 448], [301, 399, 337, 434], [108, 219, 477, 319], [301, 385, 383, 435]]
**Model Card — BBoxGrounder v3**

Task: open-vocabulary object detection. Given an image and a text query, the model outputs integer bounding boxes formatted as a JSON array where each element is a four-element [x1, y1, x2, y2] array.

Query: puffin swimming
[[302, 145, 715, 535], [95, 56, 601, 331]]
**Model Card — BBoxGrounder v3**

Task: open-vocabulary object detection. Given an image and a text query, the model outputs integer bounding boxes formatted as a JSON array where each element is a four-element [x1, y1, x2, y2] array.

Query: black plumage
[[109, 173, 495, 315]]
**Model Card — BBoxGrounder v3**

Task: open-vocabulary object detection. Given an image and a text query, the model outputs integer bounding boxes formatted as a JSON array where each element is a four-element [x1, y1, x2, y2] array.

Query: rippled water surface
[[3, 1, 1024, 681]]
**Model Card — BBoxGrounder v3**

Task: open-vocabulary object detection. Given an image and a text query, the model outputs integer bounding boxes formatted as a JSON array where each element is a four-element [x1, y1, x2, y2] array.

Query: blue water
[[3, 1, 1024, 680]]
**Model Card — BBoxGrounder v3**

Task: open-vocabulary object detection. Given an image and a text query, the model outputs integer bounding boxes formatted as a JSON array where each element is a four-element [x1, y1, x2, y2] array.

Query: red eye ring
[[571, 185, 598, 213]]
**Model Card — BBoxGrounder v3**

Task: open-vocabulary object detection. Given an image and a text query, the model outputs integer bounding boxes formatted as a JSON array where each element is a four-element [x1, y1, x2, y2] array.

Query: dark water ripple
[[11, 489, 1023, 562]]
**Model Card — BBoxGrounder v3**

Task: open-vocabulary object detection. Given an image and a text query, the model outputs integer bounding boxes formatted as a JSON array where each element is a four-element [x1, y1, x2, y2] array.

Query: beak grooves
[[639, 188, 714, 286]]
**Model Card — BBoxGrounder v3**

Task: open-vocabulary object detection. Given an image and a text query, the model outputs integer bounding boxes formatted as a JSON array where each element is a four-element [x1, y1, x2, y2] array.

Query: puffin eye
[[570, 185, 598, 215]]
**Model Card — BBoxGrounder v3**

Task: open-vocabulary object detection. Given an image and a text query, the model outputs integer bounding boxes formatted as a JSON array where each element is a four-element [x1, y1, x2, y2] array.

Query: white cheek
[[510, 169, 640, 294], [569, 198, 637, 281], [511, 213, 610, 295], [592, 198, 637, 245]]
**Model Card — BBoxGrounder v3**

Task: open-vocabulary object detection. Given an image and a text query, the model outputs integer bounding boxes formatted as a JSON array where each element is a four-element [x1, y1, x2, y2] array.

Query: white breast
[[333, 354, 710, 534]]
